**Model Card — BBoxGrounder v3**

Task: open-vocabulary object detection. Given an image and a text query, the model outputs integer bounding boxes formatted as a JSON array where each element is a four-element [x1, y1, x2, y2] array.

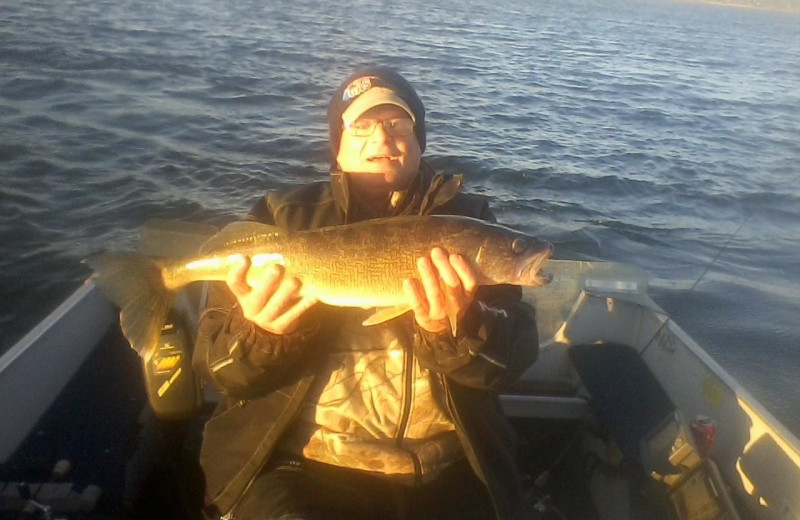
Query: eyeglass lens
[[345, 118, 413, 137]]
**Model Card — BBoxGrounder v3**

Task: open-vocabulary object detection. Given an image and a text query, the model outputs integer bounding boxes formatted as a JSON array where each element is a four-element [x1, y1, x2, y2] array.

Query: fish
[[87, 215, 553, 360]]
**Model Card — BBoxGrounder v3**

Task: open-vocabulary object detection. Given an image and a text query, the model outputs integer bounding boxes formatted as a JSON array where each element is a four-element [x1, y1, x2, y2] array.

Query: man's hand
[[402, 247, 478, 334], [227, 256, 317, 335]]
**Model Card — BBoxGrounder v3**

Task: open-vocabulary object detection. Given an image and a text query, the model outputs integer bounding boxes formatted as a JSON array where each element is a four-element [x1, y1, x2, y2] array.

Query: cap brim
[[341, 87, 415, 124]]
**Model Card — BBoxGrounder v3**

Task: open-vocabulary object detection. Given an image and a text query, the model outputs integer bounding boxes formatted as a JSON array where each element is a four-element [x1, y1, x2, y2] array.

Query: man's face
[[336, 104, 421, 193]]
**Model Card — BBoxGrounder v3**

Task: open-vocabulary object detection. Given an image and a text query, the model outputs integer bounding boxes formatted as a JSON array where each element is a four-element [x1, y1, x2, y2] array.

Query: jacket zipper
[[395, 346, 414, 443], [395, 345, 421, 484]]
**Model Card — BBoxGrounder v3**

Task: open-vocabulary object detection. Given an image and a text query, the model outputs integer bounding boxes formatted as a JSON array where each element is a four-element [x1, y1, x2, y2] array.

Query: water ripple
[[2, 0, 799, 432]]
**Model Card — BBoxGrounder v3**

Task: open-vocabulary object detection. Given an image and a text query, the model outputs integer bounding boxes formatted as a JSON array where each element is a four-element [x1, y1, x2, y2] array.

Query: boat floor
[[0, 326, 204, 519], [1, 325, 673, 520]]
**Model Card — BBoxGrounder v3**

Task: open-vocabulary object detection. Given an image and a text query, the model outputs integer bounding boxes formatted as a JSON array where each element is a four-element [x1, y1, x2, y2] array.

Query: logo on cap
[[343, 76, 380, 103]]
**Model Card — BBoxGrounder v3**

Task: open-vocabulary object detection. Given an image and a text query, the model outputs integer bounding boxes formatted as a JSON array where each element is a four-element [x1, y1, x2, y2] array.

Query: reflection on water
[[1, 0, 799, 434]]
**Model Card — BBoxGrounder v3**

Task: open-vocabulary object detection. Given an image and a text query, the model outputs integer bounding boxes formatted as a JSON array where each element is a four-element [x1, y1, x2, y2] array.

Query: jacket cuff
[[198, 305, 320, 397], [206, 305, 318, 373], [414, 298, 495, 371]]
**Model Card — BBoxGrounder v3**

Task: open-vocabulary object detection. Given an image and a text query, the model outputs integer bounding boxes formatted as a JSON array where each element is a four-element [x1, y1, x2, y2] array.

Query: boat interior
[[2, 221, 799, 519]]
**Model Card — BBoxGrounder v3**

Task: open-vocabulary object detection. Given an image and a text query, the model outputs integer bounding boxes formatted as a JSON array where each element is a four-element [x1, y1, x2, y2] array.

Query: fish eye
[[511, 238, 528, 255]]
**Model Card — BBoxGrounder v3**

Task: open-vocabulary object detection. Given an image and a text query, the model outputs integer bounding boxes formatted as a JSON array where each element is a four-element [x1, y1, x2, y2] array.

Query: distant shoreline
[[669, 0, 800, 14]]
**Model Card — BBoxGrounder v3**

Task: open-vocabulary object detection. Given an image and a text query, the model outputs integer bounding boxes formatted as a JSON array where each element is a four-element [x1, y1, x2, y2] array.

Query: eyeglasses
[[343, 117, 414, 137]]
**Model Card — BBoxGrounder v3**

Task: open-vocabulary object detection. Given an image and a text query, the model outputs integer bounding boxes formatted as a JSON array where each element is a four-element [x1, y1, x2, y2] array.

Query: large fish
[[88, 215, 553, 360]]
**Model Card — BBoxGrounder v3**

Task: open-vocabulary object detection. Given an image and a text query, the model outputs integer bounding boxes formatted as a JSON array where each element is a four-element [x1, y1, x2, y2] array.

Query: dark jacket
[[194, 161, 540, 519]]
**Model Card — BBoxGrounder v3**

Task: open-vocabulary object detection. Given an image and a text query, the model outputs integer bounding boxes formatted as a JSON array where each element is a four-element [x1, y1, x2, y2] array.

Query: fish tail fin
[[86, 253, 173, 361]]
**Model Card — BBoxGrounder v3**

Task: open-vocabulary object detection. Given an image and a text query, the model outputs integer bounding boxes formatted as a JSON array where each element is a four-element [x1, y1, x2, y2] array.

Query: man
[[194, 66, 540, 519]]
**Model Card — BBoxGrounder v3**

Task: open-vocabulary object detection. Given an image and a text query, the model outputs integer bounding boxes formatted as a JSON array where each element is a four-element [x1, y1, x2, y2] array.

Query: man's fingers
[[403, 278, 428, 315], [238, 264, 284, 318], [430, 247, 461, 288], [246, 272, 278, 316], [431, 249, 468, 309], [269, 296, 318, 334], [417, 255, 445, 319], [226, 255, 251, 296], [404, 278, 448, 333], [226, 260, 313, 334], [255, 275, 302, 324], [430, 249, 478, 316], [450, 254, 478, 296]]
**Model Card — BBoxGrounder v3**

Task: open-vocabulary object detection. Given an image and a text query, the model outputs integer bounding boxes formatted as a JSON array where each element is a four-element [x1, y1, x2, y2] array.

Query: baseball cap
[[328, 66, 426, 158]]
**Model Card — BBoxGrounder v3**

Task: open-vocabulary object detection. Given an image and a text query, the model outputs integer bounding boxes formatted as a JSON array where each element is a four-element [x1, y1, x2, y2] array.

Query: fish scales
[[295, 222, 427, 307], [88, 215, 553, 358], [243, 218, 463, 307]]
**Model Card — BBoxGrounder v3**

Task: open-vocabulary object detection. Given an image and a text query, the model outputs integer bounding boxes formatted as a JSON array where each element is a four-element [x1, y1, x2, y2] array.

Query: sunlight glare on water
[[1, 0, 799, 433]]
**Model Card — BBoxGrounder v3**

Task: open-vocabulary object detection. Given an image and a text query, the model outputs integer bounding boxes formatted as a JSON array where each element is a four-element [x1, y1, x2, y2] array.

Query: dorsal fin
[[199, 221, 284, 254]]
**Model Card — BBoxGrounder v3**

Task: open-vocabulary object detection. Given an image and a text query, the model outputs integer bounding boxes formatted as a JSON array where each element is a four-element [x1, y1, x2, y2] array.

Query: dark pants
[[231, 455, 495, 520]]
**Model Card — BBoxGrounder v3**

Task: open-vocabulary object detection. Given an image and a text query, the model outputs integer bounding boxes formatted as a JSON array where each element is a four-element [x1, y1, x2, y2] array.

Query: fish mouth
[[518, 242, 554, 286]]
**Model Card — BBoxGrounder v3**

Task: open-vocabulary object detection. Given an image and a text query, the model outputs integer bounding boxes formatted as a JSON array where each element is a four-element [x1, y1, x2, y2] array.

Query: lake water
[[2, 0, 799, 434]]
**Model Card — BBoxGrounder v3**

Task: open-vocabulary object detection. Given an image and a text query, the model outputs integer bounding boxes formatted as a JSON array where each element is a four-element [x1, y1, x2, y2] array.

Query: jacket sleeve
[[193, 297, 323, 400], [191, 194, 323, 400], [413, 283, 539, 391]]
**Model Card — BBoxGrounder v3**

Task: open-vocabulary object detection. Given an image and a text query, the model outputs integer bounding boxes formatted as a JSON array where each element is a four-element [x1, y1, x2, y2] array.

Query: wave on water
[[2, 0, 799, 433]]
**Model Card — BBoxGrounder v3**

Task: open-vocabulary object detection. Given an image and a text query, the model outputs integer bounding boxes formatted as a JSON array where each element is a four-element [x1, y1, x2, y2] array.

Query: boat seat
[[499, 393, 590, 420], [501, 378, 590, 420], [569, 342, 675, 462]]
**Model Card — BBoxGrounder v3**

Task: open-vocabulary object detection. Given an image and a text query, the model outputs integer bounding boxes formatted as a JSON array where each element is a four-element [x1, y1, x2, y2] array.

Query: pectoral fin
[[362, 305, 412, 327], [446, 300, 459, 337]]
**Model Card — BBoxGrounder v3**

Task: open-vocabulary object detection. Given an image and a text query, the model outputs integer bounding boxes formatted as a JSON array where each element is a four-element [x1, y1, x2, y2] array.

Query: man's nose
[[369, 121, 393, 143], [368, 124, 399, 154]]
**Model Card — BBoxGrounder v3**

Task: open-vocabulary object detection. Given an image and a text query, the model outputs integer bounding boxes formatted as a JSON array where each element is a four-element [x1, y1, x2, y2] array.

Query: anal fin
[[362, 305, 412, 327]]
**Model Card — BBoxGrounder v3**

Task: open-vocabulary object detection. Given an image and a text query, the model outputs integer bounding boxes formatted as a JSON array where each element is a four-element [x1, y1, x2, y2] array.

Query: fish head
[[474, 226, 553, 287]]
